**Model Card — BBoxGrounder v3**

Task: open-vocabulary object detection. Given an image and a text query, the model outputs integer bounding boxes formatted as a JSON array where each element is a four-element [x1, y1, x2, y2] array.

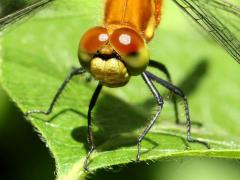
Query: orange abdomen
[[104, 0, 163, 42]]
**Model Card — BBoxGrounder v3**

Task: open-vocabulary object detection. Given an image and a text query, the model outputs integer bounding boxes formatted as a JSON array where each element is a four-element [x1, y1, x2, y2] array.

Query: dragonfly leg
[[83, 83, 103, 171], [148, 60, 202, 127], [136, 72, 164, 161], [145, 71, 210, 149], [148, 60, 179, 124], [24, 67, 86, 116]]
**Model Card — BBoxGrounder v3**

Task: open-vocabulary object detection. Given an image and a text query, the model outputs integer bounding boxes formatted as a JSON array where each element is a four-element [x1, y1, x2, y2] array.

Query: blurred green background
[[1, 1, 240, 180]]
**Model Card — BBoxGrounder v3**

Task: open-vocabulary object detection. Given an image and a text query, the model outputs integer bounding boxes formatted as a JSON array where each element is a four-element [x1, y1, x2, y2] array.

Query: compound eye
[[109, 28, 149, 76], [80, 26, 109, 53], [110, 28, 144, 55], [79, 27, 109, 70]]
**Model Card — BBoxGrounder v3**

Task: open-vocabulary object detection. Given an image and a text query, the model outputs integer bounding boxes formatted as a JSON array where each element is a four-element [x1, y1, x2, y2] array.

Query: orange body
[[104, 0, 163, 42], [79, 0, 163, 87]]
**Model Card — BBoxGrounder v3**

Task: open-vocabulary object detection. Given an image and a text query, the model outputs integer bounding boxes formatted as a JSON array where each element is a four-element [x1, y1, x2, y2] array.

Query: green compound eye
[[121, 47, 150, 75], [110, 28, 149, 75]]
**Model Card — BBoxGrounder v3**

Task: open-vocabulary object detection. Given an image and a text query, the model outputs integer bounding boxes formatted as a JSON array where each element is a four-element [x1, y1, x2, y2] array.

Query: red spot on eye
[[80, 26, 109, 53], [110, 28, 144, 55]]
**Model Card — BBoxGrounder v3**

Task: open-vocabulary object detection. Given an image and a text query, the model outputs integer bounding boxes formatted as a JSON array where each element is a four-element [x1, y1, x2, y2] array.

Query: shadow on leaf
[[32, 58, 209, 154]]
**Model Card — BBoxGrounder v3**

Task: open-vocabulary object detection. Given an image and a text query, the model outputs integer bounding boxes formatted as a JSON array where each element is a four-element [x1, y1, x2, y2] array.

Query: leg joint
[[173, 87, 185, 98], [155, 94, 164, 107]]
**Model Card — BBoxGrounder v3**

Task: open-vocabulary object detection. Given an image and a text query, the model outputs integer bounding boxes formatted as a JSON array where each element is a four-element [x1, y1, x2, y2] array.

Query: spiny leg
[[137, 72, 164, 161], [25, 67, 86, 116], [149, 60, 202, 127], [84, 83, 103, 171], [145, 71, 210, 148], [149, 60, 179, 124]]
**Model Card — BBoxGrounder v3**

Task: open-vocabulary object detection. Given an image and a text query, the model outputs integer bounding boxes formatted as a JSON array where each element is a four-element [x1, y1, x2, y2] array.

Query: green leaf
[[1, 0, 240, 179]]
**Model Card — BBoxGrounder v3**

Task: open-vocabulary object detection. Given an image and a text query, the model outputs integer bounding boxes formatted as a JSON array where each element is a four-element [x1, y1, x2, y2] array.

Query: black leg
[[25, 67, 86, 116], [84, 83, 103, 171], [137, 72, 164, 161], [149, 60, 179, 124], [145, 71, 210, 148]]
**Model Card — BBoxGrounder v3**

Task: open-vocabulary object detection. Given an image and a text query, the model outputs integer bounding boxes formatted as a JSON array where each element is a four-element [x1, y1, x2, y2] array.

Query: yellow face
[[78, 26, 150, 87]]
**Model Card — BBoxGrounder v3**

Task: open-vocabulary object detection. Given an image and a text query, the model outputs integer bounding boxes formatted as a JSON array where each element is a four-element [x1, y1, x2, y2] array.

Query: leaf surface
[[1, 0, 240, 179]]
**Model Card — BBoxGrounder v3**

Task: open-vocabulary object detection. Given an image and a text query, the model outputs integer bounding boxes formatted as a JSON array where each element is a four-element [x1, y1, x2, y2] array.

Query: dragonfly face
[[78, 26, 150, 87], [77, 0, 160, 87]]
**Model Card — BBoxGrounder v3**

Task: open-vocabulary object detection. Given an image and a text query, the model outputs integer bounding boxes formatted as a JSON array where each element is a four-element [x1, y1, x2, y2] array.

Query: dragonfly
[[0, 0, 239, 170]]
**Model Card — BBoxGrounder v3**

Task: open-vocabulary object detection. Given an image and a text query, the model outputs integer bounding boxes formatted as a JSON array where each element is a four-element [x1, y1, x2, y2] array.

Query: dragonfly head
[[78, 26, 149, 87]]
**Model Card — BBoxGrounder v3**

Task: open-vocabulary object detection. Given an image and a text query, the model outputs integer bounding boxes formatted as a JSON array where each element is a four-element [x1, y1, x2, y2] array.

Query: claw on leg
[[83, 146, 95, 171]]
